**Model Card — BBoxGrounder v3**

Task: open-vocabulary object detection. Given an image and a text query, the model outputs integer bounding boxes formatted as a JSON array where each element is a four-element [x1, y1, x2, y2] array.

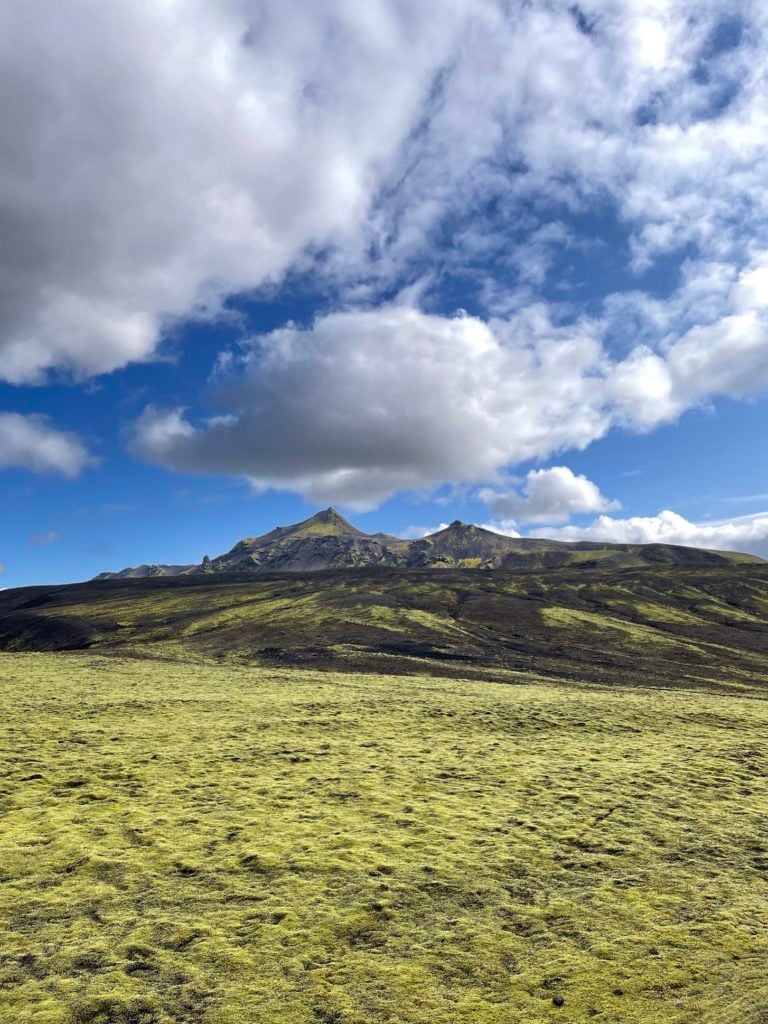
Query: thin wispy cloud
[[28, 530, 60, 547]]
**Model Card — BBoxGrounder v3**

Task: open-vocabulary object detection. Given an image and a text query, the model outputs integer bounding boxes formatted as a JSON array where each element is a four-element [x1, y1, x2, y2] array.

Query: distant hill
[[94, 507, 763, 580], [3, 563, 768, 691]]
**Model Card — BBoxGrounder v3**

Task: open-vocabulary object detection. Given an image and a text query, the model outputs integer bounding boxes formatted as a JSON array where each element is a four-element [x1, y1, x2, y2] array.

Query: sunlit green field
[[1, 653, 767, 1024]]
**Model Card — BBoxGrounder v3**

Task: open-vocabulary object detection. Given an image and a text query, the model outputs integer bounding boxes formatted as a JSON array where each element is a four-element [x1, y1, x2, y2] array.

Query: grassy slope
[[2, 565, 768, 691], [1, 653, 768, 1024]]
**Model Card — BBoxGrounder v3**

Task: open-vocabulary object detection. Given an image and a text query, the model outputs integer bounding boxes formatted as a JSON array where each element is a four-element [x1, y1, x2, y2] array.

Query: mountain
[[93, 562, 197, 580], [203, 507, 409, 573], [94, 507, 764, 580]]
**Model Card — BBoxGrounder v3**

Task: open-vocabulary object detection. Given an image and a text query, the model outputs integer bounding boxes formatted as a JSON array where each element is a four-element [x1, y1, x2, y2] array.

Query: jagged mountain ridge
[[94, 507, 763, 579]]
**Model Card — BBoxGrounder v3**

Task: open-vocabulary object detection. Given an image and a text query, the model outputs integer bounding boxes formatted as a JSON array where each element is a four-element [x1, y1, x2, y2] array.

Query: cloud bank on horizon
[[493, 509, 768, 563], [406, 512, 768, 562], [529, 509, 768, 559], [2, 0, 768, 560]]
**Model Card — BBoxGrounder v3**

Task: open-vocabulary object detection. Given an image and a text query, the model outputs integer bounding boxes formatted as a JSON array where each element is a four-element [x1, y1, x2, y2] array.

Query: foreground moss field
[[2, 654, 768, 1023]]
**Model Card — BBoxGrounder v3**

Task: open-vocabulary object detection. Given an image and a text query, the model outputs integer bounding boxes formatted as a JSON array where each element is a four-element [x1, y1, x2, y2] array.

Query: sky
[[2, 0, 768, 587]]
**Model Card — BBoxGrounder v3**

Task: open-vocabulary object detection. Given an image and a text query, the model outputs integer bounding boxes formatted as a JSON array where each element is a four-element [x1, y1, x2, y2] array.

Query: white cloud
[[2, 1, 768, 386], [133, 250, 768, 507], [479, 466, 619, 525], [399, 523, 452, 540], [0, 0, 470, 383], [132, 305, 613, 509], [0, 564, 5, 577], [532, 509, 768, 559], [0, 414, 93, 477], [481, 521, 522, 539], [352, 0, 768, 291]]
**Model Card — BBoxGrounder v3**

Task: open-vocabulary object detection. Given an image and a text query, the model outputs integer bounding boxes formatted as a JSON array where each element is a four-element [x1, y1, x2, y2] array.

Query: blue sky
[[2, 0, 768, 587]]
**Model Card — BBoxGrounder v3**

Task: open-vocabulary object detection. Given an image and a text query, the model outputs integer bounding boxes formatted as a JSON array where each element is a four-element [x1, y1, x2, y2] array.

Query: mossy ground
[[2, 653, 768, 1023]]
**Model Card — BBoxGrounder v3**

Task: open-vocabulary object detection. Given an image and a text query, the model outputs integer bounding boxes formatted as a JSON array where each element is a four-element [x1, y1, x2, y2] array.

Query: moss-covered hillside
[[3, 564, 768, 691]]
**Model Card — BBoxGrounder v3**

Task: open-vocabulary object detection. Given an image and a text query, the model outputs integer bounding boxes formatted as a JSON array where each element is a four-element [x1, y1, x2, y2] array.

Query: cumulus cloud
[[133, 250, 768, 506], [0, 414, 92, 477], [532, 509, 768, 559], [132, 305, 613, 508], [0, 0, 470, 383], [479, 467, 619, 525], [3, 1, 768, 386]]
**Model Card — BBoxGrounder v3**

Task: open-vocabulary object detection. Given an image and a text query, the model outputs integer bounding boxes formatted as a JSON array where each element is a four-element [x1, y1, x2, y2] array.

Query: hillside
[[94, 507, 763, 579], [4, 563, 768, 691]]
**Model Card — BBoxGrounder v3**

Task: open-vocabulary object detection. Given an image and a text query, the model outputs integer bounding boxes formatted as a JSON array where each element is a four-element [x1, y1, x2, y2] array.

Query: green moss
[[540, 605, 683, 645], [1, 653, 768, 1022], [346, 605, 467, 638], [618, 602, 703, 624], [560, 549, 618, 565]]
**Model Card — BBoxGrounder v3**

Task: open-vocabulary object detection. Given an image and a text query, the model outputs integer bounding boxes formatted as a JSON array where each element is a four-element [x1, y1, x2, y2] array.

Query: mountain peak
[[316, 507, 348, 523], [283, 507, 365, 538], [440, 519, 482, 534]]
